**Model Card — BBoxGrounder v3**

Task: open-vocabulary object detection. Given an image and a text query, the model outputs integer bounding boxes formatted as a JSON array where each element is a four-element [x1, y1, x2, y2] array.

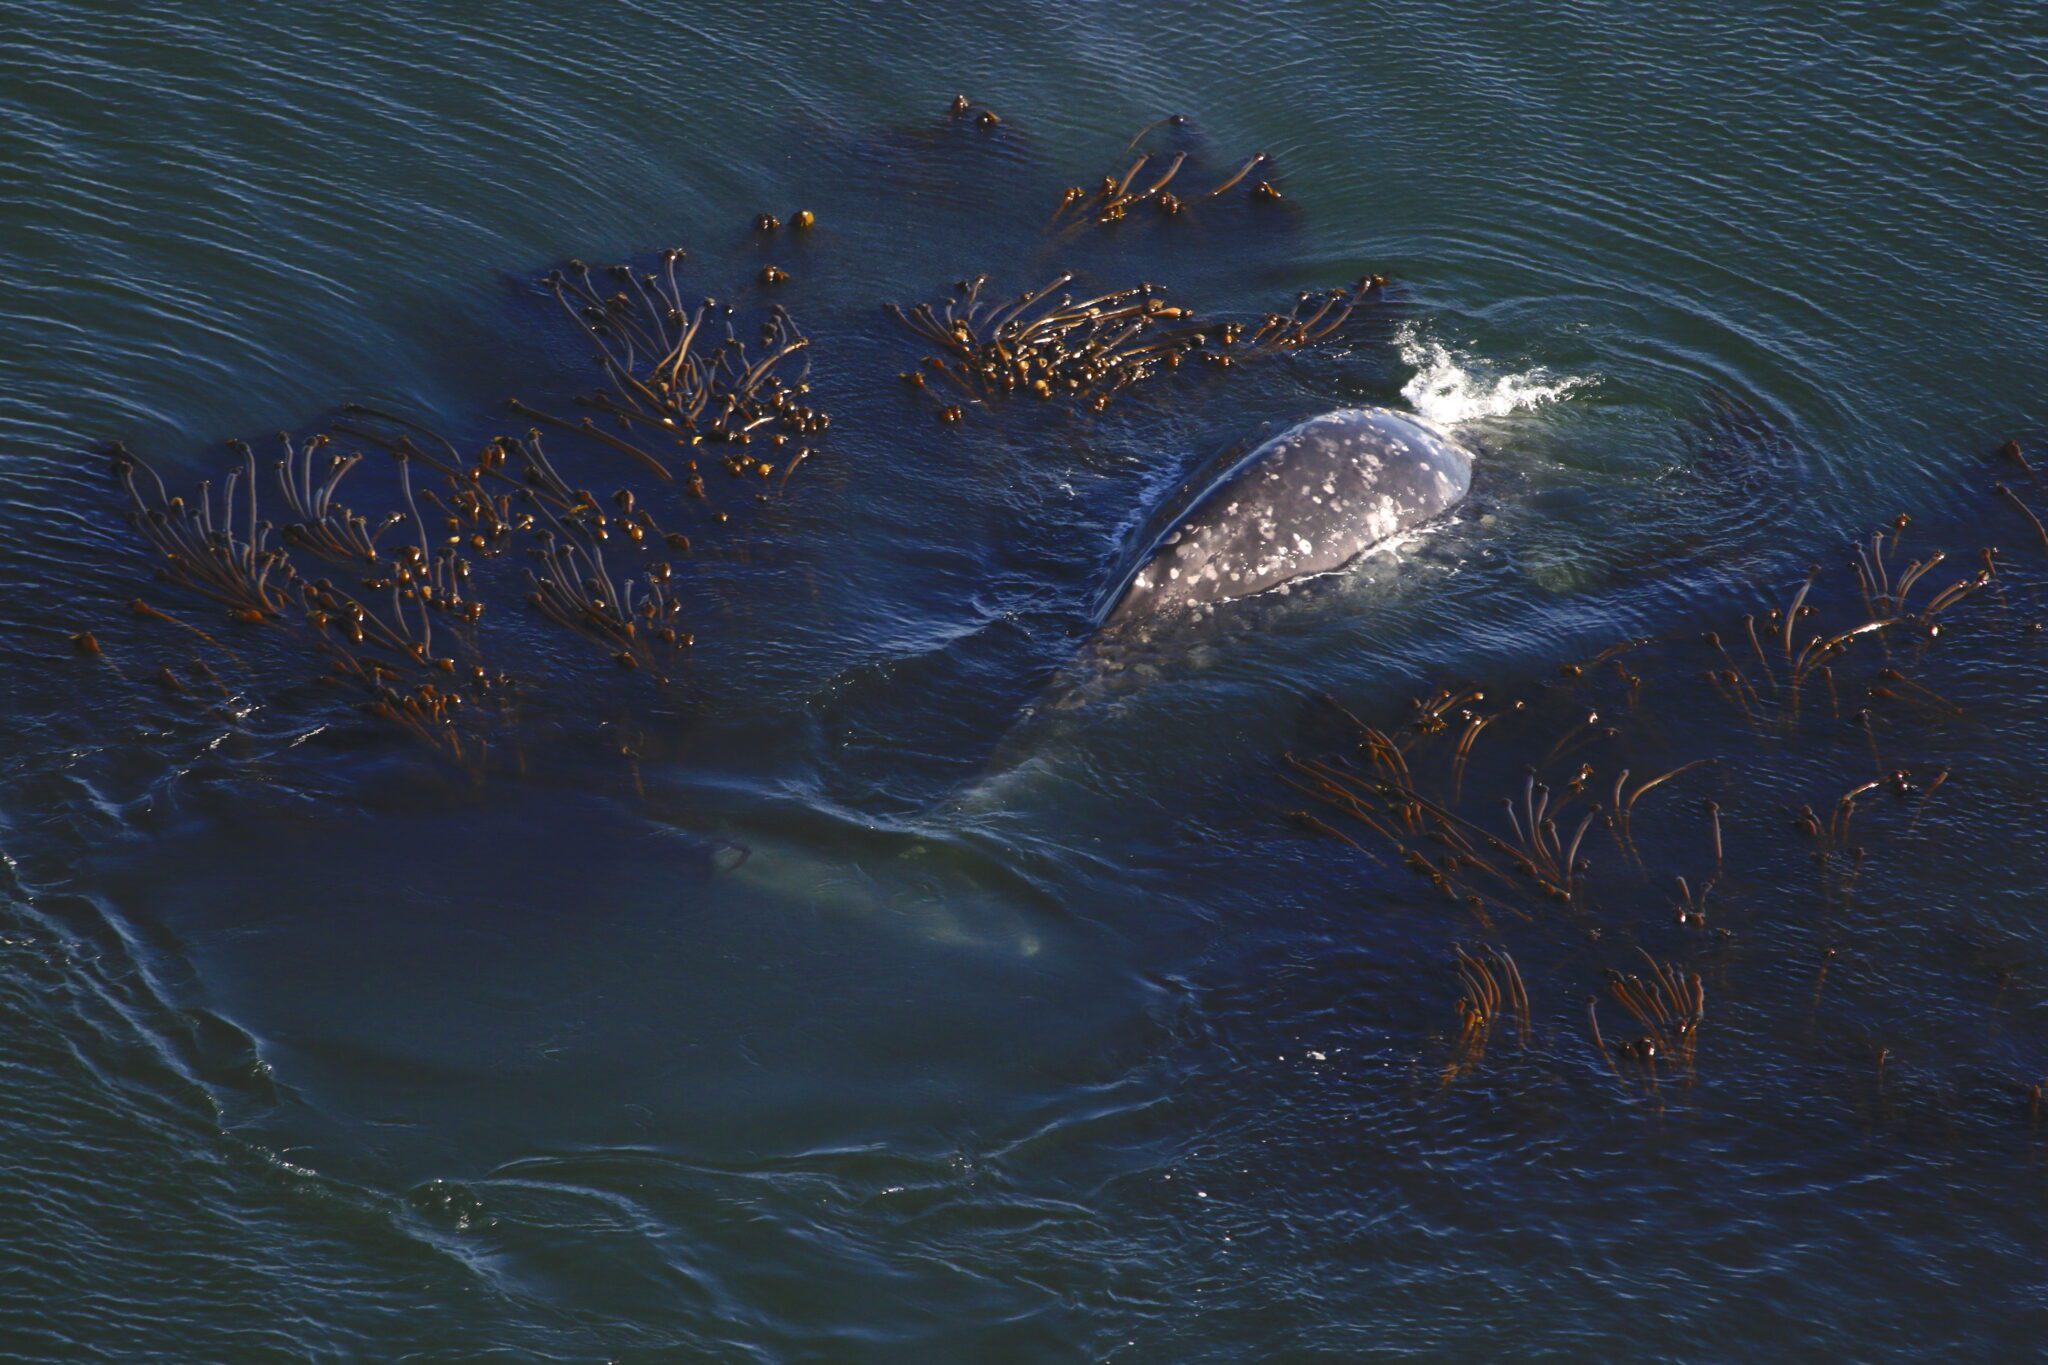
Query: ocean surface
[[2, 1, 2045, 1358]]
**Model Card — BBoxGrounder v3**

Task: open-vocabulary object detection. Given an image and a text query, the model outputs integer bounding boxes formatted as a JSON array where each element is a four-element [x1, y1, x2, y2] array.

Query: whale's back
[[1107, 407, 1473, 625]]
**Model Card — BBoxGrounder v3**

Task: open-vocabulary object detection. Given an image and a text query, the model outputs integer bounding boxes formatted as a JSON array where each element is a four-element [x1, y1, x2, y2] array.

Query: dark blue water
[[3, 1, 2046, 1358]]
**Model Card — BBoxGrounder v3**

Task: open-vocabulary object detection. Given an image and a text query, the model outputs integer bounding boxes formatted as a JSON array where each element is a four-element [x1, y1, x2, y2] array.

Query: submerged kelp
[[1289, 438, 2048, 1109]]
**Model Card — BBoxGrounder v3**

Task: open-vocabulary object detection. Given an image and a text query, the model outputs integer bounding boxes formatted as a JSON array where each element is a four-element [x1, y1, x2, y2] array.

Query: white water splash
[[1397, 324, 1593, 429]]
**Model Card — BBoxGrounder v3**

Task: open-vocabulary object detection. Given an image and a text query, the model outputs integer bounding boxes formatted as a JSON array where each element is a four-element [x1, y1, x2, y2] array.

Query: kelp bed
[[106, 267, 820, 765], [94, 101, 1379, 767]]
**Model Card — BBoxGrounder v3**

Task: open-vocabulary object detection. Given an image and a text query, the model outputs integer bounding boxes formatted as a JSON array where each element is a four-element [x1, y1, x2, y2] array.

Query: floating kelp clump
[[887, 274, 1207, 418], [1046, 115, 1283, 231], [541, 252, 825, 485], [334, 411, 701, 682], [99, 245, 832, 763], [113, 437, 514, 765], [497, 430, 694, 679], [1589, 951, 1704, 1091], [886, 273, 1385, 422], [1287, 445, 2045, 1106], [1441, 943, 1531, 1084], [1238, 278, 1389, 354], [946, 93, 1003, 129]]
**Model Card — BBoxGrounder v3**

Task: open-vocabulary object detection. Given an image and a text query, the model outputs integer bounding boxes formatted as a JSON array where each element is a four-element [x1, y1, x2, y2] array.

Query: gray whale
[[1106, 406, 1475, 625]]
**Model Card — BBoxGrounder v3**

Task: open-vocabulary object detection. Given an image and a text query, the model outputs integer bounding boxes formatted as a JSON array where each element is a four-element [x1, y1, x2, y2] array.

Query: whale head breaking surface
[[1105, 406, 1474, 627]]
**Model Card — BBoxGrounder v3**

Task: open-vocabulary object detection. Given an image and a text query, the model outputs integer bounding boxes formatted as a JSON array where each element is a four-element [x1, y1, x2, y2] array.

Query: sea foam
[[1396, 323, 1593, 428]]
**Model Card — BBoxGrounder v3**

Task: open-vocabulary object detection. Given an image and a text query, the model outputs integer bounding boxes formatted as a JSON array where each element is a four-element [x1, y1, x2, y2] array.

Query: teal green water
[[1, 2, 2046, 1358]]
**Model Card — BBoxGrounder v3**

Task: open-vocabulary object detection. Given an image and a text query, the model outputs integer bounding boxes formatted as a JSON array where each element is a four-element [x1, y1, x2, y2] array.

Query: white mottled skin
[[1107, 407, 1474, 625]]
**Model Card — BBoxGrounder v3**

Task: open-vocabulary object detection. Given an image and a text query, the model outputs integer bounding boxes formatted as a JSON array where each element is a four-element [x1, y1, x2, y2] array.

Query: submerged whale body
[[1106, 406, 1475, 625]]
